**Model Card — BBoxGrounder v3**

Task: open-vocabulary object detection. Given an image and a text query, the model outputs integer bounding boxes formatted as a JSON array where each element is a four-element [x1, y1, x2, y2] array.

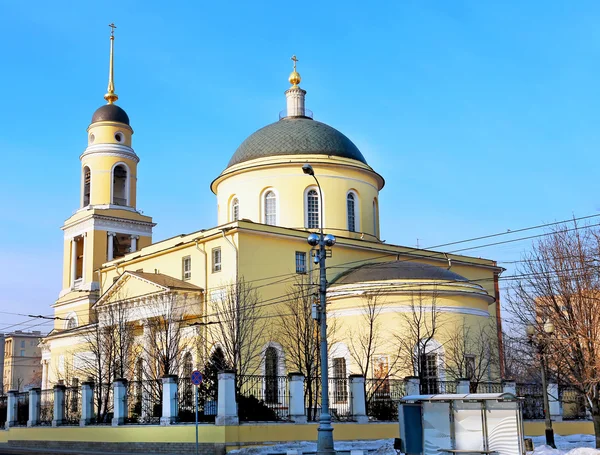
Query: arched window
[[265, 346, 278, 403], [347, 192, 357, 232], [66, 318, 77, 330], [231, 198, 239, 221], [83, 166, 91, 207], [112, 164, 128, 206], [305, 189, 320, 229], [264, 191, 277, 225]]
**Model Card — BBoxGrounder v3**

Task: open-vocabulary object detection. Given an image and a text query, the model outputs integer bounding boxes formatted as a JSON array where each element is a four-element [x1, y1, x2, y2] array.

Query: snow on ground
[[531, 434, 599, 454]]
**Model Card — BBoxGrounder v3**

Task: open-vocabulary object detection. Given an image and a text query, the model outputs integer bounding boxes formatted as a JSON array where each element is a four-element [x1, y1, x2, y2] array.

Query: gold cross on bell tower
[[109, 22, 117, 38], [289, 55, 301, 86], [291, 55, 298, 71]]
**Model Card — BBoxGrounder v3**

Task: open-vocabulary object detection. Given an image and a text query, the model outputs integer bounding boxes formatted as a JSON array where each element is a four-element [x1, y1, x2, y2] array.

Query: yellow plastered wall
[[215, 159, 381, 238]]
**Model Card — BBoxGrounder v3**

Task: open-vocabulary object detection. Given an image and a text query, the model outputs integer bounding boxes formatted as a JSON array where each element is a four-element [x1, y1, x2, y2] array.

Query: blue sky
[[1, 1, 600, 331]]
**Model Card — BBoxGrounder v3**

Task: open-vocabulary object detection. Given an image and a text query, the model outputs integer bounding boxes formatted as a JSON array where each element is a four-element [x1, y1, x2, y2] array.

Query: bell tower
[[53, 25, 155, 329]]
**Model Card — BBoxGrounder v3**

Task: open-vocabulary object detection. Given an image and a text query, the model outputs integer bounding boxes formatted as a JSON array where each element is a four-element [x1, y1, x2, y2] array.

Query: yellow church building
[[40, 32, 504, 400]]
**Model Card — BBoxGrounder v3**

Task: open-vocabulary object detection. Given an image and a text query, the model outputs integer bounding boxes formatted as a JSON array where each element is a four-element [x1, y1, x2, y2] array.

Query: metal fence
[[366, 379, 405, 421], [125, 380, 163, 424], [64, 386, 82, 425], [0, 395, 6, 428], [238, 375, 289, 421], [39, 389, 54, 426], [92, 383, 113, 424], [420, 379, 457, 394], [305, 377, 352, 422], [16, 392, 29, 426], [176, 378, 216, 423], [516, 383, 544, 420], [560, 386, 587, 420]]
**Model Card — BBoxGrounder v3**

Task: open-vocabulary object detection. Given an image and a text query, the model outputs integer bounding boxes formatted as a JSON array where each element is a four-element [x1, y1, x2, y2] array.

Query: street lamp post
[[303, 163, 336, 455], [526, 321, 556, 449]]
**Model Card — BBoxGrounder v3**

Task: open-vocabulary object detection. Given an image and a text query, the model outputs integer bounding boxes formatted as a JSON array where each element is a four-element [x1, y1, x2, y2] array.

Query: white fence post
[[52, 384, 66, 427], [112, 379, 127, 426], [80, 381, 94, 426], [27, 388, 41, 427], [349, 375, 368, 423], [216, 370, 238, 425], [502, 379, 516, 395], [404, 376, 420, 396], [456, 379, 470, 394], [161, 375, 178, 425], [288, 372, 307, 424], [6, 390, 18, 428]]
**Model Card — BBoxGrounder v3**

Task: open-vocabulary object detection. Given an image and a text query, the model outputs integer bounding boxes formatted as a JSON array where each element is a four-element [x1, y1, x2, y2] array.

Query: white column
[[349, 375, 368, 423], [288, 372, 306, 424], [27, 388, 41, 427], [70, 237, 78, 287], [80, 381, 94, 426], [404, 376, 420, 397], [285, 86, 306, 117], [216, 370, 238, 425], [161, 375, 178, 425], [548, 382, 561, 421], [52, 384, 66, 427], [81, 232, 87, 283], [6, 389, 18, 428], [107, 232, 115, 261], [131, 235, 138, 252], [456, 378, 470, 394], [41, 361, 48, 391], [502, 379, 516, 395], [112, 379, 127, 426]]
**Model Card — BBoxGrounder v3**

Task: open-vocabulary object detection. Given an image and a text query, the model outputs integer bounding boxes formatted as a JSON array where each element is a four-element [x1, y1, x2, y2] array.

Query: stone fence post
[[404, 376, 420, 396], [112, 379, 127, 426], [161, 375, 178, 425], [349, 375, 368, 423], [6, 390, 18, 428], [216, 370, 238, 425], [52, 384, 66, 427], [80, 381, 94, 426], [27, 388, 41, 427], [502, 379, 516, 395], [456, 378, 470, 394], [548, 383, 562, 421], [288, 372, 306, 423]]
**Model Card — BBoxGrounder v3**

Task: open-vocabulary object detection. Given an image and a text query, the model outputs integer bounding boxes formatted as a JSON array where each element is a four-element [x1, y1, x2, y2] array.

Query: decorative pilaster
[[70, 237, 78, 287], [216, 370, 238, 425], [6, 390, 18, 428], [80, 381, 94, 426], [52, 384, 66, 427], [160, 375, 178, 425], [107, 232, 115, 261], [27, 388, 41, 427], [112, 379, 127, 426], [288, 372, 306, 424], [404, 376, 420, 396], [456, 378, 470, 394], [81, 232, 87, 283], [349, 375, 368, 423]]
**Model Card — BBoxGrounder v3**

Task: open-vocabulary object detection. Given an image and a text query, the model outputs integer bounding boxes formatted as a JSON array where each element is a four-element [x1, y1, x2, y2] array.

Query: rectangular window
[[182, 256, 192, 280], [20, 341, 25, 348], [295, 251, 306, 274], [372, 355, 390, 397], [332, 357, 348, 402], [212, 247, 222, 273], [420, 353, 439, 394], [20, 350, 25, 357]]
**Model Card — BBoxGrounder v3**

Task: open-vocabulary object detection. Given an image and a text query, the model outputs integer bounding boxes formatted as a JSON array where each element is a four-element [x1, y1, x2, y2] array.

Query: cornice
[[63, 214, 155, 239], [80, 144, 139, 163]]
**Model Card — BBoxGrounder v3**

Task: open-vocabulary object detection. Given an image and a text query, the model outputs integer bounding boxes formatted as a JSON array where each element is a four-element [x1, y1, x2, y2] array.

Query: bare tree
[[100, 301, 136, 380], [507, 221, 600, 447], [395, 288, 443, 393], [275, 276, 321, 420], [501, 329, 538, 383], [443, 318, 500, 391], [209, 278, 269, 393]]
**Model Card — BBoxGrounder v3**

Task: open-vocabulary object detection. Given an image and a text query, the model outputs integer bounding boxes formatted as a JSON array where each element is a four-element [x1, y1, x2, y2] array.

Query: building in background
[[0, 333, 4, 395], [2, 331, 43, 392]]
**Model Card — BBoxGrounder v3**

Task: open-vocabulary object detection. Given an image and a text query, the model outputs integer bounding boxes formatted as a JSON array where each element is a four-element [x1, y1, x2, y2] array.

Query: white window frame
[[182, 255, 192, 281], [231, 197, 240, 222], [295, 251, 307, 274], [304, 186, 323, 229], [110, 161, 130, 206], [262, 189, 278, 226], [212, 247, 222, 273], [346, 190, 359, 232]]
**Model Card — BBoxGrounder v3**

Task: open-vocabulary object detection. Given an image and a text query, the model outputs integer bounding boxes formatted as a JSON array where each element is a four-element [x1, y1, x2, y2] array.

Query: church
[[40, 30, 504, 399]]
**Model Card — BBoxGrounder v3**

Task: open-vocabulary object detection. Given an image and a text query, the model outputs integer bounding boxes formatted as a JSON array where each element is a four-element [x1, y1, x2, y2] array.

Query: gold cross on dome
[[108, 22, 117, 37], [291, 55, 298, 71]]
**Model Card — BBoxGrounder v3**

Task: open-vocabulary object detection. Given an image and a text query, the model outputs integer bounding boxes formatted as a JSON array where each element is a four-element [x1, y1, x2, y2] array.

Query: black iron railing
[[516, 383, 544, 420], [64, 386, 82, 425], [238, 375, 289, 421], [176, 378, 216, 423], [305, 377, 352, 422], [476, 382, 504, 394], [39, 389, 54, 425], [16, 392, 29, 426], [0, 395, 7, 428], [91, 383, 113, 425], [366, 378, 405, 421]]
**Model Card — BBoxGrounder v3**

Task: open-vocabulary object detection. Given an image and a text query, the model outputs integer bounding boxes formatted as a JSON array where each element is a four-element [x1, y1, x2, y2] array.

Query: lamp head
[[324, 234, 336, 247], [525, 324, 535, 337], [307, 233, 320, 246], [543, 321, 555, 335], [302, 164, 315, 176]]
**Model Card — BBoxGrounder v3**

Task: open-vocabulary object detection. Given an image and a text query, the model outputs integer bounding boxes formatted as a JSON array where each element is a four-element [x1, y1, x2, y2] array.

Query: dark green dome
[[91, 104, 130, 125], [228, 117, 367, 167]]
